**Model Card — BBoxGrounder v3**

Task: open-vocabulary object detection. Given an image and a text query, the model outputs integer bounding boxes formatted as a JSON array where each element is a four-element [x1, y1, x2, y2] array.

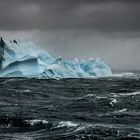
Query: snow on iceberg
[[0, 38, 112, 78]]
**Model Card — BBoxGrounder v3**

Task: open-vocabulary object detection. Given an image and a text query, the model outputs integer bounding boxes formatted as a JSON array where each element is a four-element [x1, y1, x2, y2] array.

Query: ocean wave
[[0, 116, 50, 128], [76, 94, 107, 100], [0, 116, 139, 139], [111, 91, 140, 97]]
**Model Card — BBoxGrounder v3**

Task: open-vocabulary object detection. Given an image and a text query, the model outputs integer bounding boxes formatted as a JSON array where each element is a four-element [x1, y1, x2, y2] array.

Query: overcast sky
[[0, 0, 140, 71]]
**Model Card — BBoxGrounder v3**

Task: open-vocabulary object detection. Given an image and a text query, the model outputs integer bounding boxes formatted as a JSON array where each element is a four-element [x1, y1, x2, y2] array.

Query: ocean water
[[0, 77, 140, 140]]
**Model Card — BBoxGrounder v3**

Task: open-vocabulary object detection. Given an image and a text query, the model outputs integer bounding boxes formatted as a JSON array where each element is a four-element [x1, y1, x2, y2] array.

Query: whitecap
[[26, 119, 48, 126], [57, 121, 78, 128], [110, 93, 119, 97], [110, 98, 117, 106], [119, 91, 140, 96], [110, 91, 140, 98], [118, 109, 127, 113], [23, 89, 30, 92]]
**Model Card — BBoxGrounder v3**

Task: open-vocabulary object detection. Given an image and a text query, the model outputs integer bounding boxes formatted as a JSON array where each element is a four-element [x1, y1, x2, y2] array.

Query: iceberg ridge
[[0, 38, 112, 78]]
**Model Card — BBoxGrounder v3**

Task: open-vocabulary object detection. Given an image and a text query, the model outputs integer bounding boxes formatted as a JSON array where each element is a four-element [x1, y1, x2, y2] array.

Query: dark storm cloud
[[0, 0, 140, 31]]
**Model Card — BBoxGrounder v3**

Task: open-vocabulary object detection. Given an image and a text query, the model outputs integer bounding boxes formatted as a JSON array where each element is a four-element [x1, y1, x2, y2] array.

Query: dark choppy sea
[[0, 77, 140, 140]]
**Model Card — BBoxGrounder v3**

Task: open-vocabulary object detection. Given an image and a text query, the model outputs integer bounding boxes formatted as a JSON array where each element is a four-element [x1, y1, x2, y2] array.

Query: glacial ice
[[0, 38, 112, 78]]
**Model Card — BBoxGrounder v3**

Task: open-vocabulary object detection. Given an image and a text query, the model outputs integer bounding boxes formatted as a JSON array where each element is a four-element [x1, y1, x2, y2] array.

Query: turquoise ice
[[0, 39, 112, 78]]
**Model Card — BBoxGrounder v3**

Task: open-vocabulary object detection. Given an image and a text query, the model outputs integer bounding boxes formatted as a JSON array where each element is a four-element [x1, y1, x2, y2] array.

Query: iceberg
[[0, 38, 112, 78]]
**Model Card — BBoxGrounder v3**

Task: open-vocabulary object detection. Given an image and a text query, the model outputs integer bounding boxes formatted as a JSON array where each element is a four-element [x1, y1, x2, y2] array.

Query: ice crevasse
[[0, 38, 112, 78]]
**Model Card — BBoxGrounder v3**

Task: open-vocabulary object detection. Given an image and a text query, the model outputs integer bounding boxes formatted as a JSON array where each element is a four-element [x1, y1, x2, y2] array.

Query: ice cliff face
[[0, 38, 112, 78]]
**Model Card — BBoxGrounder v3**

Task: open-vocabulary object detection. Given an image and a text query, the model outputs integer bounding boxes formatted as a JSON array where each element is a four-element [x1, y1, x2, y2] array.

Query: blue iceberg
[[0, 38, 112, 78]]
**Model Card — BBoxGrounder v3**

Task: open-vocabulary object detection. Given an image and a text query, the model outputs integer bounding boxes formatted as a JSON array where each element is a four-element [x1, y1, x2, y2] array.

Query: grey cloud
[[0, 0, 140, 31]]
